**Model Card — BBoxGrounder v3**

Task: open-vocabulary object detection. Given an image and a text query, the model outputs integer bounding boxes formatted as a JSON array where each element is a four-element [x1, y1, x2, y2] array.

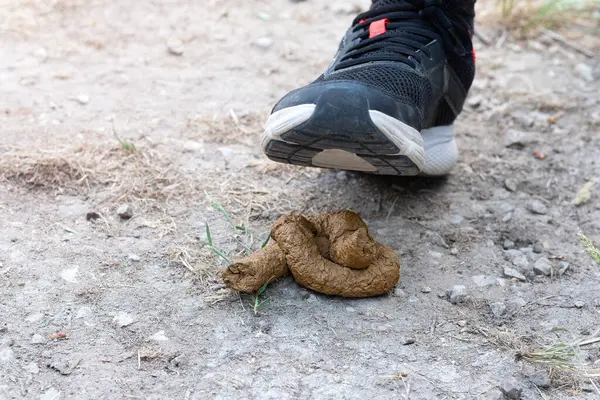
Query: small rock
[[167, 37, 184, 56], [530, 372, 551, 389], [128, 253, 141, 262], [424, 231, 449, 248], [76, 94, 89, 105], [117, 203, 134, 219], [504, 129, 536, 149], [24, 361, 39, 374], [393, 288, 408, 298], [504, 179, 518, 192], [149, 330, 168, 341], [558, 261, 570, 275], [403, 338, 416, 345], [335, 171, 348, 181], [472, 275, 496, 287], [345, 306, 355, 313], [505, 249, 523, 259], [86, 212, 100, 221], [457, 320, 467, 327], [31, 334, 46, 344], [527, 200, 548, 215], [512, 255, 529, 269], [60, 266, 79, 283], [533, 257, 552, 276], [503, 267, 526, 281], [169, 354, 187, 367], [574, 63, 594, 82], [505, 298, 527, 315], [306, 294, 318, 303], [0, 347, 14, 363], [467, 95, 482, 108], [450, 247, 459, 255], [532, 242, 544, 253], [40, 388, 61, 400], [48, 356, 80, 375], [499, 378, 522, 399], [447, 285, 468, 304], [503, 239, 515, 250], [253, 37, 273, 49], [574, 300, 585, 309], [113, 311, 135, 327], [421, 286, 432, 293], [490, 301, 506, 318]]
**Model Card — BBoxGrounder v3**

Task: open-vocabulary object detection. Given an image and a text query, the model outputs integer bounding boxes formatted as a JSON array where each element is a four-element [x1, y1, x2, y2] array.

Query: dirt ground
[[1, 0, 600, 399]]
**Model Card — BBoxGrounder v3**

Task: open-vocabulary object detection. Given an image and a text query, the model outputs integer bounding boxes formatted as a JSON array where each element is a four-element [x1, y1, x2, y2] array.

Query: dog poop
[[221, 210, 400, 298]]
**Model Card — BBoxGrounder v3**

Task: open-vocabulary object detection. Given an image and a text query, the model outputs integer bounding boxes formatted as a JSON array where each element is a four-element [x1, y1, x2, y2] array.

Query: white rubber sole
[[262, 104, 458, 176]]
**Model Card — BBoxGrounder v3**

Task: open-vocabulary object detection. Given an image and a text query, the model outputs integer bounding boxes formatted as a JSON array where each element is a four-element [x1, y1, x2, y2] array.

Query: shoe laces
[[334, 0, 470, 71]]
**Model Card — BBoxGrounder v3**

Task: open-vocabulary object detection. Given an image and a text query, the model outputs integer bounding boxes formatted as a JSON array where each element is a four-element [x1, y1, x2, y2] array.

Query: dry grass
[[0, 144, 200, 207], [182, 110, 267, 146]]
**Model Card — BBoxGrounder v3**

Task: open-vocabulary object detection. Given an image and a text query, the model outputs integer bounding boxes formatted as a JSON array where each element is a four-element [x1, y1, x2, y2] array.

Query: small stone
[[505, 298, 526, 315], [24, 361, 39, 374], [532, 242, 544, 253], [306, 294, 318, 303], [403, 338, 416, 345], [128, 254, 141, 262], [499, 379, 522, 399], [149, 330, 169, 341], [167, 37, 184, 56], [424, 231, 449, 248], [527, 200, 548, 215], [490, 302, 506, 318], [40, 388, 61, 400], [467, 95, 482, 108], [31, 334, 46, 344], [533, 257, 552, 276], [253, 37, 273, 49], [345, 306, 355, 313], [574, 63, 594, 82], [504, 178, 518, 192], [450, 247, 459, 255], [574, 300, 585, 308], [76, 94, 89, 105], [530, 372, 551, 389], [86, 212, 100, 221], [335, 171, 348, 181], [502, 212, 512, 222], [503, 239, 515, 250], [505, 249, 523, 259], [472, 275, 496, 287], [113, 311, 135, 327], [421, 286, 432, 293], [457, 320, 467, 327], [393, 288, 408, 298], [503, 267, 526, 281], [117, 203, 134, 219], [60, 266, 79, 283], [558, 261, 570, 275], [447, 285, 468, 304], [512, 255, 529, 269], [504, 129, 536, 149]]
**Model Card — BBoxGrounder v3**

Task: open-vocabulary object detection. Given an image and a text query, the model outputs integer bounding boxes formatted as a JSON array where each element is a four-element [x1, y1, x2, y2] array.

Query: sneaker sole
[[262, 93, 458, 176]]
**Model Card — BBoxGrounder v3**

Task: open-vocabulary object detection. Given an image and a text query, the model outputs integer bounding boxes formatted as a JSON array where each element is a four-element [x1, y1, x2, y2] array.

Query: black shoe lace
[[334, 0, 470, 71]]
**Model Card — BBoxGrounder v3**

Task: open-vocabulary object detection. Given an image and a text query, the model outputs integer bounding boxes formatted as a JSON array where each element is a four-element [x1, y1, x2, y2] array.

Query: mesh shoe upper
[[310, 0, 475, 128]]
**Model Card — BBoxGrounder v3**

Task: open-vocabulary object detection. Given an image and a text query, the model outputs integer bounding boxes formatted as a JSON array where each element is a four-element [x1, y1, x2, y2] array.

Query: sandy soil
[[1, 1, 600, 399]]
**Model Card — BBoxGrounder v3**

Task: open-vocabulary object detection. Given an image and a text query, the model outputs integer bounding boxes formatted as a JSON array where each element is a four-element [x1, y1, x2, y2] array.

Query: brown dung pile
[[221, 211, 400, 298]]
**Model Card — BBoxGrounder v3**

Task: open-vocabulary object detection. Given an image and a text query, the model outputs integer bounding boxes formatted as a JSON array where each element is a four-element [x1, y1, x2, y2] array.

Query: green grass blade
[[260, 233, 271, 249], [210, 200, 236, 228], [205, 222, 213, 247], [211, 247, 232, 265]]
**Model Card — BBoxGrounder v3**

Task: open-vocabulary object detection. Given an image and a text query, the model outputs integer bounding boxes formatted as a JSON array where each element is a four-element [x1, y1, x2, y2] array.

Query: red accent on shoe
[[472, 48, 476, 63], [359, 19, 367, 24], [369, 19, 389, 39]]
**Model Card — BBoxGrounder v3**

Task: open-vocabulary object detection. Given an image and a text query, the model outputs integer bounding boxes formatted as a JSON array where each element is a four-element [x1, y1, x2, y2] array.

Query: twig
[[541, 28, 594, 58], [578, 337, 600, 347]]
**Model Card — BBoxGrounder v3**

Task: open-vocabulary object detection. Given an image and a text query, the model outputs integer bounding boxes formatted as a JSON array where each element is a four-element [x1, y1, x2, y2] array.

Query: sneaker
[[262, 0, 476, 176]]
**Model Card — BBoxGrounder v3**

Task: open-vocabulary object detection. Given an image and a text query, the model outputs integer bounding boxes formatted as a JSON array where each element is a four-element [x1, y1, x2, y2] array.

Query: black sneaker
[[262, 0, 476, 176]]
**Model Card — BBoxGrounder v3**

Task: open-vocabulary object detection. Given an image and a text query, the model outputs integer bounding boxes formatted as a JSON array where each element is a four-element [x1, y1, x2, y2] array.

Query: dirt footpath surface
[[1, 1, 600, 399]]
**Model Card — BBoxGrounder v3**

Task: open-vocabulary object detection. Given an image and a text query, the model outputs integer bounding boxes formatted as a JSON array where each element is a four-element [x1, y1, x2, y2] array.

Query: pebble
[[574, 63, 594, 82], [149, 330, 169, 341], [403, 338, 416, 345], [558, 261, 570, 275], [421, 286, 432, 293], [117, 203, 134, 219], [505, 249, 523, 259], [532, 242, 544, 253], [393, 288, 408, 298], [467, 95, 482, 108], [530, 372, 551, 389], [40, 388, 61, 400], [335, 171, 348, 181], [253, 37, 274, 49], [76, 94, 89, 105], [345, 306, 355, 313], [499, 379, 522, 399], [504, 179, 518, 192], [447, 285, 468, 304], [504, 129, 535, 149], [574, 300, 585, 308], [527, 200, 547, 215], [425, 231, 449, 248], [167, 37, 184, 56], [505, 298, 526, 315], [128, 253, 141, 262], [503, 239, 515, 250], [490, 301, 506, 318], [31, 334, 46, 344], [512, 255, 529, 268], [24, 361, 39, 374], [533, 257, 552, 276], [503, 267, 526, 281], [450, 247, 459, 255], [113, 311, 135, 327], [472, 275, 496, 287]]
